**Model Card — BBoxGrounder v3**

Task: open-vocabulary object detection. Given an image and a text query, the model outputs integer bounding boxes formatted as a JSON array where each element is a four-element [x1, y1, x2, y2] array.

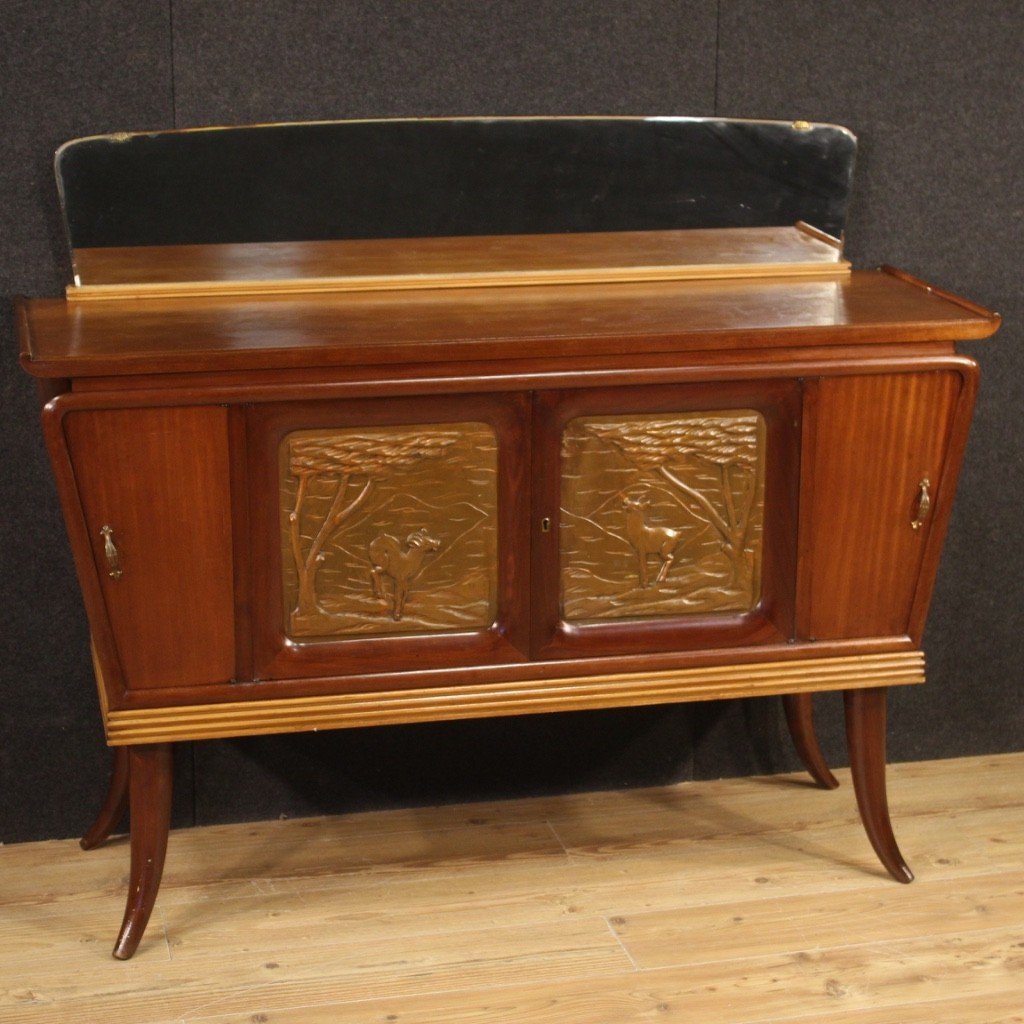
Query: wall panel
[[171, 1, 718, 125]]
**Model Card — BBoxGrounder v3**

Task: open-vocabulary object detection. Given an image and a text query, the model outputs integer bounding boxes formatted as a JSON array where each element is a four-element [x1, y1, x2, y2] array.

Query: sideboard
[[16, 117, 1001, 958]]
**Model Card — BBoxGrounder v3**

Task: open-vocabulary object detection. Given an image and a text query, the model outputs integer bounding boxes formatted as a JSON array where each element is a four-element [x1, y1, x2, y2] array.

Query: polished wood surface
[[247, 393, 532, 681], [844, 688, 914, 884], [64, 406, 236, 689], [3, 753, 1022, 1020], [801, 372, 961, 640], [19, 269, 998, 379], [101, 638, 914, 712], [101, 653, 925, 745], [20, 246, 997, 958], [782, 692, 839, 789], [69, 225, 849, 299], [533, 379, 800, 660], [78, 746, 129, 850], [112, 743, 173, 959]]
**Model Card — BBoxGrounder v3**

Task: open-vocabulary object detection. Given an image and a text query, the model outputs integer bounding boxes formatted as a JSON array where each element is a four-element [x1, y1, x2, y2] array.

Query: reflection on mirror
[[55, 117, 856, 296]]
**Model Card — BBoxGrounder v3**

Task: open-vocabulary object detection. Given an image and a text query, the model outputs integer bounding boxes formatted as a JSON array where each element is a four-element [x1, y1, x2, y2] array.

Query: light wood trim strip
[[67, 226, 849, 301], [105, 652, 924, 744], [90, 637, 110, 720], [68, 260, 850, 302]]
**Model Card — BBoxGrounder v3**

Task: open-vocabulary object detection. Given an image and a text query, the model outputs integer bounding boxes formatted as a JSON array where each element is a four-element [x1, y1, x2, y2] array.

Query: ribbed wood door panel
[[801, 372, 960, 640], [65, 406, 235, 689]]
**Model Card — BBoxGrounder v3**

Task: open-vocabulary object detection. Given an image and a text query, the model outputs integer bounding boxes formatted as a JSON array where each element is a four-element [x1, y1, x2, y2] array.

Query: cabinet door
[[64, 406, 236, 689], [533, 381, 801, 659], [248, 393, 530, 681], [799, 371, 963, 640]]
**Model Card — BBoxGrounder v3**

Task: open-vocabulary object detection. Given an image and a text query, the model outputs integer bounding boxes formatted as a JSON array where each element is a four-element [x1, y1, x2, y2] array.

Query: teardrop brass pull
[[100, 525, 124, 578], [911, 478, 931, 531]]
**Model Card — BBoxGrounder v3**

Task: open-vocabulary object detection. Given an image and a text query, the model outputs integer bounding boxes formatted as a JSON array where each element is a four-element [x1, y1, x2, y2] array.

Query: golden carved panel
[[561, 410, 765, 622], [280, 422, 497, 639]]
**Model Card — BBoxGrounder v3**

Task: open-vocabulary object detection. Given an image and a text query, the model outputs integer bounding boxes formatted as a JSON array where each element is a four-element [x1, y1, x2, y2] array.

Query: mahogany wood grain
[[844, 688, 914, 883], [39, 347, 973, 718], [69, 225, 848, 297], [62, 340, 964, 399], [905, 360, 979, 643], [64, 406, 236, 689], [109, 637, 914, 714], [227, 405, 254, 682], [17, 251, 998, 959], [39, 402, 131, 707], [58, 348, 977, 418], [782, 693, 839, 789], [19, 271, 998, 380], [79, 746, 129, 849], [113, 744, 173, 959], [800, 371, 962, 640]]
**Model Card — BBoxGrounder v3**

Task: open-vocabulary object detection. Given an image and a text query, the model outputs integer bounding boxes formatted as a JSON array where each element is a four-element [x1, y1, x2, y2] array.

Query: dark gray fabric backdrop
[[2, 1, 1020, 843]]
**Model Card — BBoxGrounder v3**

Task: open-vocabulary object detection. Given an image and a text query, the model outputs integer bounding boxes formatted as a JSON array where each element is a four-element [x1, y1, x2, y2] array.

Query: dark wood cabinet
[[799, 370, 968, 641], [49, 364, 974, 700], [532, 379, 801, 660], [22, 265, 996, 959], [246, 392, 533, 680], [63, 405, 236, 690], [18, 118, 1000, 960]]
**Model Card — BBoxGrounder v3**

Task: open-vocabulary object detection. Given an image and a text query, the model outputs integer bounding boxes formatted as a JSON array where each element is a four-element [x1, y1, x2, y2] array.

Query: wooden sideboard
[[18, 244, 999, 958]]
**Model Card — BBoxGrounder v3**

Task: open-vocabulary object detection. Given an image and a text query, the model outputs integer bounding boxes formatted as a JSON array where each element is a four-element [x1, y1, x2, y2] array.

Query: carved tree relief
[[560, 410, 765, 622], [281, 423, 497, 638]]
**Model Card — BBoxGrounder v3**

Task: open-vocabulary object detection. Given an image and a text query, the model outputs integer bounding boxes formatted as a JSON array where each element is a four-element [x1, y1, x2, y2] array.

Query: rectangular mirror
[[56, 116, 856, 296]]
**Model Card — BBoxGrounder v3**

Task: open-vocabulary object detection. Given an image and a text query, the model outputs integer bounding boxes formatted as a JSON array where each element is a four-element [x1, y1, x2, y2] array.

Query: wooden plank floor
[[2, 752, 1022, 1023]]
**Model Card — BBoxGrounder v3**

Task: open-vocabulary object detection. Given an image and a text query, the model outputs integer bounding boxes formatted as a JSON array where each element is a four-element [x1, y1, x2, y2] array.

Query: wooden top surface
[[70, 226, 846, 298], [20, 267, 999, 379]]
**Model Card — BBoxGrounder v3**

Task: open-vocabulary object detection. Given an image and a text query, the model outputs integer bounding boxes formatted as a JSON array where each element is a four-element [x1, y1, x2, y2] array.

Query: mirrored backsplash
[[57, 117, 856, 258]]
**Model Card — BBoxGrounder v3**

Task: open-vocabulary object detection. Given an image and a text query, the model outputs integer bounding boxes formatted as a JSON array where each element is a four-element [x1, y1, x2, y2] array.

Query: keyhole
[[541, 517, 551, 533]]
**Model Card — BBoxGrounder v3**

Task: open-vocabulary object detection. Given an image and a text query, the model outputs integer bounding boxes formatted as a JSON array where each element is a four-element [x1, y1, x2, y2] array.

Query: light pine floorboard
[[1, 752, 1021, 1023]]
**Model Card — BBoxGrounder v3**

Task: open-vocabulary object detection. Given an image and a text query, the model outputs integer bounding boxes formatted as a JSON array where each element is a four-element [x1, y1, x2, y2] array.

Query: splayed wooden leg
[[844, 687, 913, 883], [782, 692, 839, 789], [112, 743, 173, 959], [80, 746, 130, 850]]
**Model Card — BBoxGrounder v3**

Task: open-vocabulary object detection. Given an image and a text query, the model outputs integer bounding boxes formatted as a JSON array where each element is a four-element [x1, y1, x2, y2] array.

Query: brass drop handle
[[100, 525, 124, 579], [911, 478, 931, 531]]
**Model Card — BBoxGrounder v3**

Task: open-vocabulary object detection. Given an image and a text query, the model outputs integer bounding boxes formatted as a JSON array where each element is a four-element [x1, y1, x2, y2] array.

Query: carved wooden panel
[[280, 422, 497, 639], [560, 411, 765, 621]]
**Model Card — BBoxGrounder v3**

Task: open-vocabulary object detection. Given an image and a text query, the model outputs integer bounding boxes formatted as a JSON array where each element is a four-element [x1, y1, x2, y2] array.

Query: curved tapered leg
[[80, 747, 131, 850], [782, 693, 839, 790], [113, 744, 173, 960], [844, 688, 913, 884]]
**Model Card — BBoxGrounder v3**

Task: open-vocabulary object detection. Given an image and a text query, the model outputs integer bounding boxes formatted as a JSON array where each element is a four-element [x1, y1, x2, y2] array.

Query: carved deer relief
[[621, 494, 681, 588], [369, 529, 442, 620]]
